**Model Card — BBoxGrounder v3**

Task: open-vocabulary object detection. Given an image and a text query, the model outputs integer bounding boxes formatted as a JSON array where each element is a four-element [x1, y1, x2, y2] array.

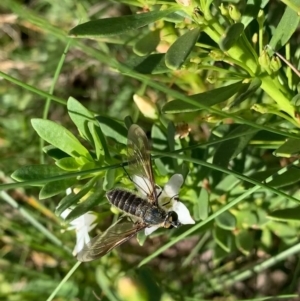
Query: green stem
[[46, 261, 81, 301]]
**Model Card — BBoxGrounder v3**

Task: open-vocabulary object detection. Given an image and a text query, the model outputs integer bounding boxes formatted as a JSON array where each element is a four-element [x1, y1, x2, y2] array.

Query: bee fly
[[77, 124, 180, 262]]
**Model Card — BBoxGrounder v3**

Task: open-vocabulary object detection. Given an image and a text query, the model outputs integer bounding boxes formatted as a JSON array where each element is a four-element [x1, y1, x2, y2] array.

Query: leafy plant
[[1, 0, 300, 300]]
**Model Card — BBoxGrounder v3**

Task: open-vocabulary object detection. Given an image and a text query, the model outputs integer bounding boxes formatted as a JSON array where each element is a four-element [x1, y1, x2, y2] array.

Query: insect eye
[[169, 211, 178, 220], [164, 211, 180, 229]]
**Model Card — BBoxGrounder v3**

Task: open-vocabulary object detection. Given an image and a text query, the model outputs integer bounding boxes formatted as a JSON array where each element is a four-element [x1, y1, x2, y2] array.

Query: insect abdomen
[[106, 189, 148, 218]]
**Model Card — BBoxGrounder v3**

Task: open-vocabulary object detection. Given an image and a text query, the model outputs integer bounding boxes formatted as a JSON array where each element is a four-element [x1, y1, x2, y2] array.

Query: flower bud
[[257, 9, 265, 28], [209, 50, 225, 61], [258, 50, 272, 74], [175, 0, 191, 6], [133, 94, 158, 119], [229, 5, 241, 22], [219, 3, 229, 16], [270, 56, 282, 72]]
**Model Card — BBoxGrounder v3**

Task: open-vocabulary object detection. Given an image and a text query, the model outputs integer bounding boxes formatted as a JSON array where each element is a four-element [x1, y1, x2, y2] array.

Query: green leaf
[[215, 211, 236, 230], [269, 0, 300, 52], [31, 119, 93, 161], [154, 158, 169, 176], [167, 122, 176, 152], [125, 53, 169, 74], [39, 178, 76, 199], [274, 138, 300, 157], [213, 226, 233, 253], [88, 122, 105, 161], [103, 169, 116, 191], [151, 124, 167, 150], [67, 97, 94, 143], [241, 0, 269, 28], [236, 210, 258, 229], [55, 157, 82, 171], [261, 227, 272, 248], [247, 167, 300, 188], [11, 165, 67, 185], [213, 244, 229, 263], [124, 116, 134, 129], [55, 177, 98, 216], [255, 208, 269, 227], [193, 188, 209, 221], [162, 81, 243, 113], [133, 30, 160, 56], [137, 231, 147, 246], [43, 145, 69, 160], [229, 78, 262, 109], [69, 9, 177, 37], [215, 174, 240, 192], [213, 125, 257, 168], [235, 230, 254, 255], [96, 116, 127, 145], [268, 206, 300, 222], [220, 23, 244, 51], [267, 221, 297, 239], [65, 189, 105, 222], [165, 28, 201, 70]]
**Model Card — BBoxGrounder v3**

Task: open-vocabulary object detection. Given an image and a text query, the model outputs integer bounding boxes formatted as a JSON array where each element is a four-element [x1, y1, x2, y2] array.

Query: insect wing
[[127, 124, 157, 204], [77, 219, 147, 262]]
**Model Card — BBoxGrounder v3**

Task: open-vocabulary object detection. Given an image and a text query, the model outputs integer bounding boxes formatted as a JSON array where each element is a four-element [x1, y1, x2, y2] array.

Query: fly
[[77, 124, 180, 262]]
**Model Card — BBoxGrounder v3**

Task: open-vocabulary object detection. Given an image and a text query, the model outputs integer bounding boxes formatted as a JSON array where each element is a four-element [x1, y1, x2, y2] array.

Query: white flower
[[60, 189, 97, 255], [133, 174, 195, 236]]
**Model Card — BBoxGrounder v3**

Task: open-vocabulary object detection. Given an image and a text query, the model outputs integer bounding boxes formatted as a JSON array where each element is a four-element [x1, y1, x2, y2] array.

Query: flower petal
[[82, 212, 97, 230], [73, 229, 86, 255], [133, 175, 162, 198], [132, 175, 151, 196], [173, 201, 195, 225], [163, 174, 184, 197], [145, 225, 160, 236], [66, 188, 72, 195], [60, 208, 71, 220]]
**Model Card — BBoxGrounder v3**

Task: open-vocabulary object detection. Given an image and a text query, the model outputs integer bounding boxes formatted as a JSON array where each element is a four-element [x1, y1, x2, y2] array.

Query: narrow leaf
[[55, 157, 82, 171], [96, 116, 127, 145], [39, 178, 76, 199], [67, 97, 94, 143], [220, 23, 244, 51], [213, 125, 257, 168], [11, 165, 67, 184], [274, 138, 300, 157], [229, 78, 262, 109], [268, 206, 300, 222], [247, 167, 300, 188], [162, 81, 243, 113], [31, 119, 93, 161], [215, 211, 236, 230], [236, 210, 258, 229], [66, 189, 105, 222], [241, 0, 269, 28], [235, 230, 254, 255], [193, 188, 209, 221], [125, 53, 169, 74], [43, 145, 69, 160], [213, 226, 233, 253], [133, 30, 160, 56], [165, 28, 201, 70], [103, 169, 116, 191], [269, 0, 300, 52], [88, 121, 110, 161], [55, 177, 98, 216], [69, 9, 177, 37]]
